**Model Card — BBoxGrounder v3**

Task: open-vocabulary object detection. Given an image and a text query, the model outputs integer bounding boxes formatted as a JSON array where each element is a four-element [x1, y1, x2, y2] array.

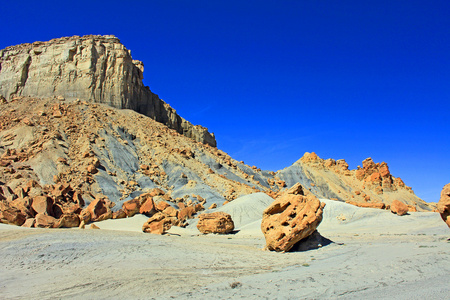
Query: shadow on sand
[[290, 230, 333, 252]]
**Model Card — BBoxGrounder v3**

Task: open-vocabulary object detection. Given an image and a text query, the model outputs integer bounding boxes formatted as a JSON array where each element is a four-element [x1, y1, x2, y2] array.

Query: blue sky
[[1, 1, 449, 202]]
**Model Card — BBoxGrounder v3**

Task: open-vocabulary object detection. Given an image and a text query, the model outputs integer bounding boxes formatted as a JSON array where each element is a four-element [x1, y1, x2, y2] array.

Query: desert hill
[[0, 35, 433, 229]]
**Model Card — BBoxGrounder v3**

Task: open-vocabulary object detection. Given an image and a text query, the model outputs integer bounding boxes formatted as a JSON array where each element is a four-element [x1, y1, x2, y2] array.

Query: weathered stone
[[35, 213, 57, 228], [390, 200, 409, 216], [261, 184, 325, 252], [197, 212, 234, 234], [0, 207, 27, 226], [122, 198, 141, 217], [21, 218, 35, 228], [112, 209, 127, 219], [345, 201, 386, 209], [90, 224, 100, 229], [83, 198, 112, 222], [437, 183, 450, 228], [31, 196, 54, 215], [55, 213, 80, 228], [178, 206, 196, 221], [142, 212, 172, 234]]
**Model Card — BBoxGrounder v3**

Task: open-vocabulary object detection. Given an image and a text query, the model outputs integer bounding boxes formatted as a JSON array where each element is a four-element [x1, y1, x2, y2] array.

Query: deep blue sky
[[1, 1, 449, 202]]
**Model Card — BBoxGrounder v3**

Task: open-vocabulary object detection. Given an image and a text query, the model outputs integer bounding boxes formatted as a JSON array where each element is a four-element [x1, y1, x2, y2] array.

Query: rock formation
[[437, 183, 450, 228], [0, 35, 216, 146], [277, 152, 431, 211], [261, 183, 325, 252], [197, 212, 235, 234]]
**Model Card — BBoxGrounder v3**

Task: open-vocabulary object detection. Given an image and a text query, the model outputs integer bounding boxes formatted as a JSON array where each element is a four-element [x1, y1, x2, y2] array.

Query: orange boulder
[[390, 200, 409, 216], [197, 212, 234, 234], [261, 183, 325, 252]]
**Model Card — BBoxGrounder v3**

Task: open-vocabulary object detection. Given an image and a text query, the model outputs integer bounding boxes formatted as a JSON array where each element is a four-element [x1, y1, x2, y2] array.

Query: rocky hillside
[[276, 152, 430, 211], [0, 35, 216, 146], [0, 35, 434, 228]]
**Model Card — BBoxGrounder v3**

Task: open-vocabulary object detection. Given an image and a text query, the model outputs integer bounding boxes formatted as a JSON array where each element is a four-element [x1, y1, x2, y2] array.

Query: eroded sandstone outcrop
[[261, 183, 325, 252], [0, 35, 216, 146], [437, 183, 450, 228]]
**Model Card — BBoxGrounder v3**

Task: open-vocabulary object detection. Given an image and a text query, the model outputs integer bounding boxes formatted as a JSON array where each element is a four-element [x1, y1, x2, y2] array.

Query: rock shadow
[[290, 230, 333, 252]]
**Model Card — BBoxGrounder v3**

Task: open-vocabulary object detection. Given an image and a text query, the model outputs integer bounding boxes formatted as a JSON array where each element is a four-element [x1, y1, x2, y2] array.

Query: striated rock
[[261, 183, 325, 252], [142, 212, 173, 234], [0, 35, 216, 146], [197, 212, 234, 234], [437, 183, 450, 228], [390, 200, 409, 216]]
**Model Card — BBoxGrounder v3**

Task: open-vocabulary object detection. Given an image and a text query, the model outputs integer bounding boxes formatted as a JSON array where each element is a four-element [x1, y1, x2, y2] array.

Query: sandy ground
[[0, 198, 449, 299]]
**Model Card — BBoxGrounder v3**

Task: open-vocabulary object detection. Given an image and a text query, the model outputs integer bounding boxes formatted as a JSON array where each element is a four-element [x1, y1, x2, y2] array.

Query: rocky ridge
[[0, 35, 216, 146]]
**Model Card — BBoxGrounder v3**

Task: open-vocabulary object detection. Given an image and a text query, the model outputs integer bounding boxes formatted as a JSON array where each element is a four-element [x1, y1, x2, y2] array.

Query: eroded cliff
[[0, 35, 216, 146]]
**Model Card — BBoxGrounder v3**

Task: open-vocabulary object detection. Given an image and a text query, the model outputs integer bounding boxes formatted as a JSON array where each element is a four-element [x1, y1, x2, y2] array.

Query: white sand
[[0, 198, 449, 299]]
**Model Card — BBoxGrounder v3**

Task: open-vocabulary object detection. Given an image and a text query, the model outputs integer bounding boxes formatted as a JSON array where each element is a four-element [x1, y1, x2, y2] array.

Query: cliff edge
[[0, 35, 216, 147]]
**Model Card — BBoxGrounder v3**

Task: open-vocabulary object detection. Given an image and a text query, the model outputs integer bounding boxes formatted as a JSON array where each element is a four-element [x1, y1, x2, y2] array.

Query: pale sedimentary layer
[[0, 35, 216, 146]]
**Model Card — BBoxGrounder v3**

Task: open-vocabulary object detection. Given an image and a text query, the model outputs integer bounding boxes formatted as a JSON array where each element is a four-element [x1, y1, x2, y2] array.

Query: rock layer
[[0, 35, 216, 146]]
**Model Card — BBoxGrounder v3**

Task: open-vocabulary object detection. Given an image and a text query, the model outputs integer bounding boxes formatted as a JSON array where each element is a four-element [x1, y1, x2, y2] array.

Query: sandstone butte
[[0, 35, 437, 237], [0, 35, 216, 147], [261, 183, 325, 252]]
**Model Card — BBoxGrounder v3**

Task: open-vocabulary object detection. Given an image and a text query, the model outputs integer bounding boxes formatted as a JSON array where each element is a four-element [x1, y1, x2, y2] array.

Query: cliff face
[[0, 35, 216, 147]]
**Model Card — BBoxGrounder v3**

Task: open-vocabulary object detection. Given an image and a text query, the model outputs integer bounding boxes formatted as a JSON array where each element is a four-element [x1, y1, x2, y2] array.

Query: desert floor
[[0, 199, 449, 299]]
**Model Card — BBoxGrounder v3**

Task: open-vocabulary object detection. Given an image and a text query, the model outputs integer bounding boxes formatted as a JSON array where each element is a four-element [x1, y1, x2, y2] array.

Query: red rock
[[0, 207, 27, 226], [163, 206, 178, 218], [390, 200, 409, 216], [112, 209, 127, 219], [197, 212, 234, 234], [261, 184, 325, 252], [142, 212, 173, 234], [437, 183, 450, 228], [35, 213, 57, 228], [87, 164, 98, 174], [355, 169, 365, 180], [31, 196, 54, 215], [178, 206, 195, 220], [72, 191, 85, 206], [208, 203, 217, 210], [155, 200, 170, 212], [122, 198, 141, 217], [139, 197, 156, 215], [83, 198, 112, 222], [379, 162, 390, 178], [149, 188, 165, 197]]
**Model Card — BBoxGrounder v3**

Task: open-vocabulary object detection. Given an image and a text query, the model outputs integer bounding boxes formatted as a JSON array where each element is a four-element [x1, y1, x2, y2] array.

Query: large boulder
[[437, 183, 450, 228], [261, 183, 325, 252], [390, 200, 409, 216], [197, 212, 235, 234], [82, 197, 112, 222], [54, 213, 81, 228], [35, 213, 57, 228]]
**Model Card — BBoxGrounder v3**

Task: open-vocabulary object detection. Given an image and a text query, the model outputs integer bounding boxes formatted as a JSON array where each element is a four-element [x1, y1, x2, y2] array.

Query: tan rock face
[[437, 183, 450, 228], [0, 35, 216, 147], [261, 184, 325, 252], [31, 196, 54, 215], [197, 212, 234, 234], [35, 213, 57, 228], [390, 200, 409, 216]]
